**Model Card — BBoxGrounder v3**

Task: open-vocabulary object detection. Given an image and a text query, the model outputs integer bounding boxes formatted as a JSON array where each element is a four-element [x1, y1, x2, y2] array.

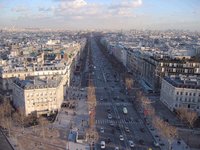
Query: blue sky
[[0, 0, 199, 31]]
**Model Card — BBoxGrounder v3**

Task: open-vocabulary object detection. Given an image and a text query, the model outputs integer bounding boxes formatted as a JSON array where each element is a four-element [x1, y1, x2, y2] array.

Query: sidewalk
[[53, 73, 90, 149]]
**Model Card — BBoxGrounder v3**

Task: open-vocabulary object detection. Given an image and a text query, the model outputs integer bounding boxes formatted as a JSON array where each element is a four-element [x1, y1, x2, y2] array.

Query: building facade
[[12, 77, 65, 116], [160, 76, 200, 116]]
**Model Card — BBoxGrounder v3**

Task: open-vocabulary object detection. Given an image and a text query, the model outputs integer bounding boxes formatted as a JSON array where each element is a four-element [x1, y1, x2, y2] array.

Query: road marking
[[95, 119, 135, 125]]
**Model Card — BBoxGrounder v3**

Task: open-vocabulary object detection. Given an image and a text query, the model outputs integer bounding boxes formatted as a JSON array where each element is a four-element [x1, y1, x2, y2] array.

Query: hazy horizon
[[0, 0, 200, 31]]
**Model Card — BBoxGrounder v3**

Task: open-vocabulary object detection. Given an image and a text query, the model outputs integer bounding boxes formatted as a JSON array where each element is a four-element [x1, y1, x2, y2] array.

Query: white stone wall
[[160, 78, 200, 115], [12, 80, 64, 116]]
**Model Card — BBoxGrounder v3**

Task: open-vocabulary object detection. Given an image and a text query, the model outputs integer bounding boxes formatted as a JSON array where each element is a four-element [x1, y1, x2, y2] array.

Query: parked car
[[153, 141, 160, 147], [129, 140, 135, 148], [100, 127, 104, 133], [119, 135, 124, 141], [108, 114, 112, 119], [125, 127, 130, 133], [100, 141, 105, 149]]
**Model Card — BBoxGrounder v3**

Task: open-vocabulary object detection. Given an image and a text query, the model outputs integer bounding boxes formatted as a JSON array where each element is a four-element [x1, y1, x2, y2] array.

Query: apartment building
[[0, 40, 85, 101], [128, 52, 200, 92], [160, 76, 200, 116], [12, 76, 64, 116]]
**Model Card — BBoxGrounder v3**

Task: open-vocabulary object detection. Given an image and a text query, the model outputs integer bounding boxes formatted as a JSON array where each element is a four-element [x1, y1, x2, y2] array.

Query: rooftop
[[164, 76, 200, 89], [13, 76, 62, 89]]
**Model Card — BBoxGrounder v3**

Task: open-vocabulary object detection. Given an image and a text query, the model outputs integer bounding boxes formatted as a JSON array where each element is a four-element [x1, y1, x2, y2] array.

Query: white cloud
[[60, 0, 87, 10], [53, 0, 142, 19], [12, 6, 29, 12]]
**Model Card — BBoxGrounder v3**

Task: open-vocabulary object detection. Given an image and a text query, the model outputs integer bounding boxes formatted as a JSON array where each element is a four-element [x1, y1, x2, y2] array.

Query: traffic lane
[[95, 104, 110, 120], [108, 100, 129, 150], [96, 105, 121, 150], [117, 104, 157, 149], [101, 91, 129, 149], [91, 38, 132, 148], [97, 128, 116, 150]]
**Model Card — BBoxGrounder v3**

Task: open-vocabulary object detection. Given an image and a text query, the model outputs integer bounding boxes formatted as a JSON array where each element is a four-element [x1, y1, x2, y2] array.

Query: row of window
[[176, 91, 200, 97], [174, 104, 199, 110], [26, 92, 56, 97], [176, 97, 200, 103], [27, 103, 56, 108], [27, 98, 56, 102]]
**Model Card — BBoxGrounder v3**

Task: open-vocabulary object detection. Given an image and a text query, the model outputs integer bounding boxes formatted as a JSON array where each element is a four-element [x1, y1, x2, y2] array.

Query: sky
[[0, 0, 200, 31]]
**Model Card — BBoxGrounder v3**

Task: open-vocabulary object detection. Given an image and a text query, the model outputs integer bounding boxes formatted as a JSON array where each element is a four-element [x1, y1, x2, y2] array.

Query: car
[[125, 127, 130, 133], [129, 140, 135, 148], [106, 138, 111, 143], [138, 139, 144, 145], [108, 114, 112, 119], [111, 129, 115, 134], [153, 141, 160, 147], [140, 128, 145, 133], [107, 107, 111, 113], [119, 135, 124, 141], [80, 88, 84, 91], [100, 127, 104, 133], [116, 125, 120, 130], [100, 141, 105, 149], [110, 122, 114, 127], [115, 147, 119, 150]]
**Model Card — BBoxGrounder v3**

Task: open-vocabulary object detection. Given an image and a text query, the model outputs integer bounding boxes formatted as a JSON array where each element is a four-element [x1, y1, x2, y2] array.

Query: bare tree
[[38, 117, 49, 139], [12, 108, 26, 130], [147, 105, 155, 118], [153, 116, 177, 150], [177, 107, 187, 121], [186, 111, 198, 128], [87, 84, 96, 128], [125, 77, 133, 91], [177, 107, 198, 128], [0, 101, 13, 136]]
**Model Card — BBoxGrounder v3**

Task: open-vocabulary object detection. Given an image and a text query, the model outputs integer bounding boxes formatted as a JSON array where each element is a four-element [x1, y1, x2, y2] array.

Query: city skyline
[[0, 0, 200, 31]]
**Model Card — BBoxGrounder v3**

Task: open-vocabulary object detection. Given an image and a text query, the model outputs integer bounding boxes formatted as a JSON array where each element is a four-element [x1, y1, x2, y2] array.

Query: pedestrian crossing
[[97, 102, 131, 106], [95, 119, 143, 125]]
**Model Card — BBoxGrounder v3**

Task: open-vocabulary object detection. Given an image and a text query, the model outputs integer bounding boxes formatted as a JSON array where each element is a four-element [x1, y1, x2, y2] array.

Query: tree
[[87, 84, 97, 128], [135, 90, 143, 106], [177, 107, 198, 128], [153, 116, 177, 150], [12, 108, 26, 130], [0, 101, 13, 136], [125, 77, 133, 91], [177, 107, 187, 121], [38, 117, 49, 139], [147, 105, 155, 118], [186, 111, 198, 128]]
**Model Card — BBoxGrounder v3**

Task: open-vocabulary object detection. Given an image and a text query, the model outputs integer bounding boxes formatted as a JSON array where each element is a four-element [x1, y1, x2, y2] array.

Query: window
[[185, 92, 188, 96], [189, 93, 192, 96], [193, 93, 196, 96], [185, 98, 187, 102], [177, 92, 179, 95], [179, 98, 182, 101], [180, 92, 183, 95]]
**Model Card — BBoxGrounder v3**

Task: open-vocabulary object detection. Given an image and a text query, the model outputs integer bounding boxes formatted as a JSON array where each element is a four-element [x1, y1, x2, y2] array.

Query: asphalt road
[[86, 36, 159, 150], [0, 130, 13, 150]]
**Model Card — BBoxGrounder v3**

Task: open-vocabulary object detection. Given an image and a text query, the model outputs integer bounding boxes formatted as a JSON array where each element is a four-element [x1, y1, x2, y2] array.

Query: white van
[[123, 107, 128, 114], [100, 141, 105, 149]]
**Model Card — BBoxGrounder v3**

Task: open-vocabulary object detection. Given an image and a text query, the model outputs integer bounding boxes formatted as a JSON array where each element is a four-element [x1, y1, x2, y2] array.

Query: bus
[[123, 107, 128, 114]]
